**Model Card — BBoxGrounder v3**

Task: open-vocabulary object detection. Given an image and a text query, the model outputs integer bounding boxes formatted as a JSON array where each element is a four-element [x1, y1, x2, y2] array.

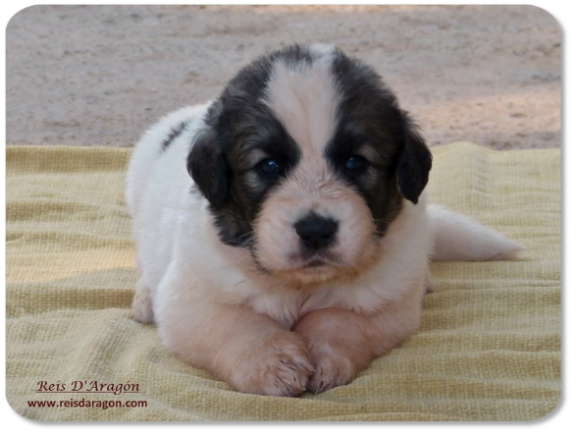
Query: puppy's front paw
[[306, 345, 356, 394], [294, 308, 374, 394], [230, 331, 314, 397]]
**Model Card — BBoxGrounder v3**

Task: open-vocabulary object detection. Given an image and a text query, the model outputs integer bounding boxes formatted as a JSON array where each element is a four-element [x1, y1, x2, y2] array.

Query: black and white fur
[[126, 44, 523, 396]]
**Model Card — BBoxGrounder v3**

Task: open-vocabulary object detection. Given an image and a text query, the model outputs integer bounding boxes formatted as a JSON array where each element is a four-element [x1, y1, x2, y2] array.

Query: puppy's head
[[189, 44, 432, 284]]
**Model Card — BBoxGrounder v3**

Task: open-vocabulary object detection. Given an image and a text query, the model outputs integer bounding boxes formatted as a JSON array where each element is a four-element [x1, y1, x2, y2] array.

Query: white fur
[[428, 204, 525, 261], [127, 105, 522, 332], [263, 47, 338, 159], [126, 59, 522, 396], [126, 104, 436, 326]]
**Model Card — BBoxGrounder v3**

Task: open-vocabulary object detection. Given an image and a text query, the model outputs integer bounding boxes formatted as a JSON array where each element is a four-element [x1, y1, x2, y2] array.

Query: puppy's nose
[[294, 214, 338, 250]]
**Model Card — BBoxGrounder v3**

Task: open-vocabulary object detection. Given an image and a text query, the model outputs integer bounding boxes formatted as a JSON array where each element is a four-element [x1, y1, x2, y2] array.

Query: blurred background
[[6, 5, 561, 149]]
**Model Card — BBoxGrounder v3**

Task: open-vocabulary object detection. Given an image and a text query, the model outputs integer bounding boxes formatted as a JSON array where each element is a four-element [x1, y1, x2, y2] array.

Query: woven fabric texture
[[6, 143, 561, 421]]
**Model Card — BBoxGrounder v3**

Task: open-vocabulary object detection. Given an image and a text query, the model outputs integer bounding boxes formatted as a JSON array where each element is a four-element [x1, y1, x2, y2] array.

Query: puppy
[[126, 44, 523, 396]]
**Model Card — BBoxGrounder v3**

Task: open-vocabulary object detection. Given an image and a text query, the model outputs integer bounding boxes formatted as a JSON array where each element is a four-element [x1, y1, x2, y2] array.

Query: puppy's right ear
[[187, 128, 229, 209], [396, 114, 432, 204]]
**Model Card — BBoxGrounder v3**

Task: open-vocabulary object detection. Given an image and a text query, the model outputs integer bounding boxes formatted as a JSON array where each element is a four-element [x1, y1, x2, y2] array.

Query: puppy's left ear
[[396, 115, 432, 204]]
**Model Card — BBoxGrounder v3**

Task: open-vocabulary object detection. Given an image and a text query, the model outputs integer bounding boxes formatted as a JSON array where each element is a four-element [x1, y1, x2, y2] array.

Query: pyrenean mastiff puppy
[[126, 44, 522, 396]]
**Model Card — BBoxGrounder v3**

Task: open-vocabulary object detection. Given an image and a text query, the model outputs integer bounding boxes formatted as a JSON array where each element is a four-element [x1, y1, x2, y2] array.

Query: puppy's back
[[126, 104, 211, 293], [126, 104, 209, 217]]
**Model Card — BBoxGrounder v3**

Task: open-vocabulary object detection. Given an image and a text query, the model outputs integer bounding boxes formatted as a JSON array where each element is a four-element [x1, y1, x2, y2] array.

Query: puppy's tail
[[428, 204, 525, 261]]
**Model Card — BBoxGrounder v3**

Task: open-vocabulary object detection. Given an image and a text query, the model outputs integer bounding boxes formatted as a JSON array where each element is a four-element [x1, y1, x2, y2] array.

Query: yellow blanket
[[6, 143, 561, 421]]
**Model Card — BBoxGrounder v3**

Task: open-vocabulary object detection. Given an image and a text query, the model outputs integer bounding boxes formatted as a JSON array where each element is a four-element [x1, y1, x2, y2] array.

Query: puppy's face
[[189, 44, 432, 284]]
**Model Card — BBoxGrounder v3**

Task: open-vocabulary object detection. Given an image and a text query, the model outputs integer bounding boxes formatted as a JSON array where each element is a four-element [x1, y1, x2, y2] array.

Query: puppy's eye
[[257, 158, 280, 175], [345, 155, 368, 171]]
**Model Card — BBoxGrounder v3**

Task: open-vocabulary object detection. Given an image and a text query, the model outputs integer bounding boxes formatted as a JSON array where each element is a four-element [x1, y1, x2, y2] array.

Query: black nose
[[294, 214, 338, 250]]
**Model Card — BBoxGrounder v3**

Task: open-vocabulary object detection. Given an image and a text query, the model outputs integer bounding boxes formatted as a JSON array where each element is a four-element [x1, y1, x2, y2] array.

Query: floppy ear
[[396, 116, 433, 204], [187, 128, 230, 209]]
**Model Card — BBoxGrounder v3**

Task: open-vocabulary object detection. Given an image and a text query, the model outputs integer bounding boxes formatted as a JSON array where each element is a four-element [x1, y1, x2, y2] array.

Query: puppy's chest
[[245, 282, 376, 329]]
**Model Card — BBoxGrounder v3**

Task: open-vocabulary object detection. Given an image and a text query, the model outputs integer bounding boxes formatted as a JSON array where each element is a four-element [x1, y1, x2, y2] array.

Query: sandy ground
[[6, 5, 561, 150]]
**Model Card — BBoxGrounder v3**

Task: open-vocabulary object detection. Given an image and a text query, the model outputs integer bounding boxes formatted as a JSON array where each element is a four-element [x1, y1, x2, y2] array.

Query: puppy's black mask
[[187, 45, 432, 248]]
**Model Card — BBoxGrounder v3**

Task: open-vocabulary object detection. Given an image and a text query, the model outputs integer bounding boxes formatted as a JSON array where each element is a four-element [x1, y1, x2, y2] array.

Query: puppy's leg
[[294, 291, 423, 394], [159, 302, 313, 396], [428, 204, 524, 261], [132, 277, 154, 324]]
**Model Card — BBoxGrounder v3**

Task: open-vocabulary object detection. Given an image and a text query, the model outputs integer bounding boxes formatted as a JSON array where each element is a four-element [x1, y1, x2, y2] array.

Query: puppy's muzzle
[[294, 213, 338, 251]]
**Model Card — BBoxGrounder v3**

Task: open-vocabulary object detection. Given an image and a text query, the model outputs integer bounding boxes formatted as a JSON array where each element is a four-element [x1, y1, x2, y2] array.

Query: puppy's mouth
[[251, 245, 347, 284], [302, 259, 328, 268], [291, 250, 341, 269], [275, 252, 347, 283]]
